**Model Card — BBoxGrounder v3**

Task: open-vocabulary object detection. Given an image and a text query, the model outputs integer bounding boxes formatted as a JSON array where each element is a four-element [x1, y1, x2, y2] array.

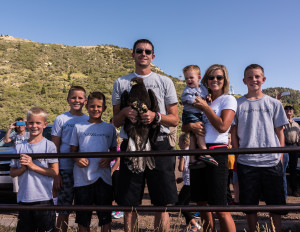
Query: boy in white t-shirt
[[51, 86, 88, 232], [70, 92, 117, 232], [10, 107, 59, 232]]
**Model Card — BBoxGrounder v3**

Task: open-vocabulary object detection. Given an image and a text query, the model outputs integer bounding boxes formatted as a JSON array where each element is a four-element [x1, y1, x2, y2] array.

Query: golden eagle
[[120, 77, 160, 173]]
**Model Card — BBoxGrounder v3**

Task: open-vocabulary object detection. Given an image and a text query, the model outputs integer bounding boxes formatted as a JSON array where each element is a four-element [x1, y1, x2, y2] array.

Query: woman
[[183, 64, 237, 232]]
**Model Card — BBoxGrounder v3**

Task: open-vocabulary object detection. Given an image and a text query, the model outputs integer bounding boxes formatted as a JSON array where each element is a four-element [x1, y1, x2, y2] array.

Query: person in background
[[4, 117, 30, 195], [283, 105, 300, 197]]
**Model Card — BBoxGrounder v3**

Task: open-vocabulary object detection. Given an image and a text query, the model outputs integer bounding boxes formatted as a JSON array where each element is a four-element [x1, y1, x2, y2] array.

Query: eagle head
[[130, 77, 144, 86]]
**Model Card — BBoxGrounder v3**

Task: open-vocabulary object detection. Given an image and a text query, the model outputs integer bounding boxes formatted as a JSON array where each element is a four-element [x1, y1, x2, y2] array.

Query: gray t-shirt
[[10, 132, 30, 147], [70, 121, 117, 187], [112, 72, 178, 138], [10, 138, 58, 203], [181, 84, 208, 113], [51, 111, 89, 170], [233, 95, 288, 167]]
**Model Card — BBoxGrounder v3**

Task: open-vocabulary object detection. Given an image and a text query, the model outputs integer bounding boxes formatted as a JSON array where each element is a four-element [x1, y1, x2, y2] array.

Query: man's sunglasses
[[135, 48, 152, 55], [208, 75, 224, 81]]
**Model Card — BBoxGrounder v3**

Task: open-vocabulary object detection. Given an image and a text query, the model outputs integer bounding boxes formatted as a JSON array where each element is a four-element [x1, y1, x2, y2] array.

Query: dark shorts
[[182, 110, 203, 125], [74, 178, 112, 227], [58, 169, 74, 214], [16, 200, 56, 232], [116, 137, 178, 206], [237, 162, 286, 215], [190, 144, 228, 205]]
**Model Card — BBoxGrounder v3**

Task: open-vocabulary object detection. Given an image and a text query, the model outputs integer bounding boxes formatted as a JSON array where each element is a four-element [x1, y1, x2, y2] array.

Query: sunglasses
[[208, 75, 224, 81], [135, 48, 152, 55]]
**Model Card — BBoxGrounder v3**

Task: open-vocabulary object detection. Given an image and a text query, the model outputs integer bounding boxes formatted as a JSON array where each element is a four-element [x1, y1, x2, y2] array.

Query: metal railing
[[1, 146, 300, 213]]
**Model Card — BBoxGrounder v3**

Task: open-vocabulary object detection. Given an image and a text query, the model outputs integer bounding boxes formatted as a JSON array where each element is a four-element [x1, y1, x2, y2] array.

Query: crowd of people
[[4, 39, 299, 232]]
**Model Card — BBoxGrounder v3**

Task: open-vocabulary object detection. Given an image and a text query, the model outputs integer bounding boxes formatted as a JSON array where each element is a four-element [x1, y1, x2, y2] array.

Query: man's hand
[[141, 110, 155, 124], [123, 106, 138, 123], [99, 158, 111, 168], [74, 158, 89, 168]]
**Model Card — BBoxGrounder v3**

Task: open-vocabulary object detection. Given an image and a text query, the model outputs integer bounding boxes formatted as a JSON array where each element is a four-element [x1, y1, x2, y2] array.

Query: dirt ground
[[1, 161, 300, 231]]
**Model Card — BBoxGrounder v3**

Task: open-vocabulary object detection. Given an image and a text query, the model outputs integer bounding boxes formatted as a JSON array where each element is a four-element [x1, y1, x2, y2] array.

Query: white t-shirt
[[204, 94, 237, 144]]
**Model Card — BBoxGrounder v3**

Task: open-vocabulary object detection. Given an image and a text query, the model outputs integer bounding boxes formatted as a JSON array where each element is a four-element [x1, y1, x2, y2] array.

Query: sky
[[1, 0, 300, 95]]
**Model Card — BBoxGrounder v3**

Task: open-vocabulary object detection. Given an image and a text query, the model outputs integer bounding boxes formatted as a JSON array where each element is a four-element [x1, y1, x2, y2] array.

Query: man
[[112, 39, 178, 232], [284, 105, 300, 197]]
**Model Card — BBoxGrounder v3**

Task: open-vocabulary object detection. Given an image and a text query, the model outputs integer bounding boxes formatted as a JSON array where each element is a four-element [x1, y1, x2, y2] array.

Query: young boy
[[51, 86, 88, 232], [10, 107, 59, 232], [231, 64, 288, 232], [176, 133, 201, 232], [70, 92, 117, 232], [181, 65, 218, 168]]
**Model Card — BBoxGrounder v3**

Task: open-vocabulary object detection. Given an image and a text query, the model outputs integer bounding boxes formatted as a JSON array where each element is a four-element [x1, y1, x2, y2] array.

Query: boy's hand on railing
[[74, 158, 89, 168], [20, 154, 34, 169]]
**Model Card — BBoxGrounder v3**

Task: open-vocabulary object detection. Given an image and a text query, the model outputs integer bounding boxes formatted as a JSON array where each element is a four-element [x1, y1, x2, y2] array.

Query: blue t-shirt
[[51, 112, 89, 169], [70, 121, 117, 187]]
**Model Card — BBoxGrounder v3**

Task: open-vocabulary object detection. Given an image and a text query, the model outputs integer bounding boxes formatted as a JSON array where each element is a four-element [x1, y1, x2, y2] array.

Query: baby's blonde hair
[[179, 133, 190, 148]]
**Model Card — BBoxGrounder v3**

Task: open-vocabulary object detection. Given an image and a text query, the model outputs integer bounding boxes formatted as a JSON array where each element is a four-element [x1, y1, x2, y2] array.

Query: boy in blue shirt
[[70, 92, 117, 232], [51, 86, 88, 232], [10, 107, 59, 232]]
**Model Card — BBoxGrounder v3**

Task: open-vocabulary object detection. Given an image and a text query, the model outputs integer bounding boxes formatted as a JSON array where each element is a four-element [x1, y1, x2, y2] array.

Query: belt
[[286, 142, 297, 146]]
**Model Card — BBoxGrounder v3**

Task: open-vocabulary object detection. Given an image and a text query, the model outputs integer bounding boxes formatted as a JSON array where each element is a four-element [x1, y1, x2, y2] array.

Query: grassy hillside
[[1, 35, 299, 133], [0, 35, 186, 129]]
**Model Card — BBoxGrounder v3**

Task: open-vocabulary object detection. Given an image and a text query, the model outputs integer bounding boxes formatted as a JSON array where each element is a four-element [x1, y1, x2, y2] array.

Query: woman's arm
[[193, 97, 235, 133]]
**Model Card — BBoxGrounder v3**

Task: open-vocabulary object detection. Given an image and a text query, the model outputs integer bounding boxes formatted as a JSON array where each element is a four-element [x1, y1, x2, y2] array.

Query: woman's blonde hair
[[201, 64, 230, 94]]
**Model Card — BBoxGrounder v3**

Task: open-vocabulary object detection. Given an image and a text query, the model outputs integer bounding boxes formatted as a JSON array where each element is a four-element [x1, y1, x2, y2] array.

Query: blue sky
[[1, 0, 300, 94]]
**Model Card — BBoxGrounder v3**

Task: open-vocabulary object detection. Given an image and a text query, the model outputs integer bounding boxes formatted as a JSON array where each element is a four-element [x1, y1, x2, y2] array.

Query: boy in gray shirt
[[10, 107, 59, 232], [231, 64, 288, 232]]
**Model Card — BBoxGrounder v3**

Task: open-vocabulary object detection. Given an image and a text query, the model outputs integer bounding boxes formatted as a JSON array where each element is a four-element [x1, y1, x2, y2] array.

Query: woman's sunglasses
[[135, 48, 152, 55], [208, 75, 224, 81]]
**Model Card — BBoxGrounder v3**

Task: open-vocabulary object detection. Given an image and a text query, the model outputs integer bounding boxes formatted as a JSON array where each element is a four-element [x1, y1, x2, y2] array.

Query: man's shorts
[[16, 200, 56, 232], [190, 145, 228, 205], [116, 137, 178, 206], [74, 178, 112, 227], [237, 162, 286, 215], [58, 169, 74, 214]]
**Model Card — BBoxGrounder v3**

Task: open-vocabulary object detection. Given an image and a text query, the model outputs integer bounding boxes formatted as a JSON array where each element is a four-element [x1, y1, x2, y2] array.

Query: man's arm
[[275, 126, 285, 162], [3, 122, 16, 143]]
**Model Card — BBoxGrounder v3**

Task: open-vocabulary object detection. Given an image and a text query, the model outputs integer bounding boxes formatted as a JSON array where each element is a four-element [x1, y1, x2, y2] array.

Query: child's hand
[[53, 174, 63, 191], [99, 158, 111, 168], [20, 154, 34, 168], [75, 158, 89, 168], [206, 94, 212, 104]]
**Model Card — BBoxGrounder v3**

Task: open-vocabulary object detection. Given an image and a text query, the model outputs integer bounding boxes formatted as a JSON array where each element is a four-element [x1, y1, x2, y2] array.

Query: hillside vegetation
[[0, 35, 299, 131]]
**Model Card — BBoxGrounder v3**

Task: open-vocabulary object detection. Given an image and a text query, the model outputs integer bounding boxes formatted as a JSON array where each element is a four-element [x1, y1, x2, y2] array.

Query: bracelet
[[157, 112, 161, 123]]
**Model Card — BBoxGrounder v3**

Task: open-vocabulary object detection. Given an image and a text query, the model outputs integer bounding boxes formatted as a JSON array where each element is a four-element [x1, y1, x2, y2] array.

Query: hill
[[0, 35, 299, 131], [0, 35, 186, 129]]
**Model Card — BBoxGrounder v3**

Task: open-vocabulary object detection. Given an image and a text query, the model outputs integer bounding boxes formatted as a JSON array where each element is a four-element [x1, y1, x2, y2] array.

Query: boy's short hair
[[244, 64, 264, 77], [201, 64, 230, 94], [133, 39, 154, 54], [284, 105, 294, 111], [67, 86, 86, 99], [183, 65, 201, 76], [87, 92, 106, 107], [27, 107, 48, 121]]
